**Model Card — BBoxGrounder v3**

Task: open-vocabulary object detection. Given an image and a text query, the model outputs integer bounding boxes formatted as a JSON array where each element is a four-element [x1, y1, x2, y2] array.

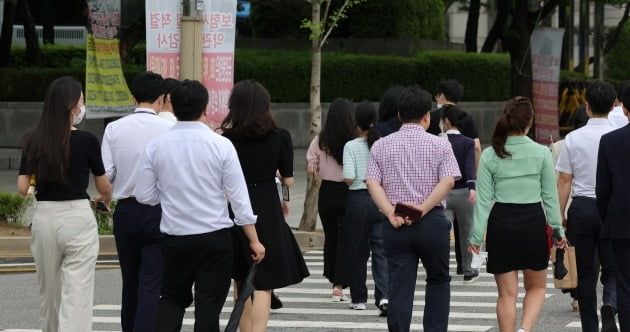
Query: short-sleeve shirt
[[19, 130, 106, 201], [427, 107, 480, 139], [342, 137, 370, 190], [365, 123, 461, 206]]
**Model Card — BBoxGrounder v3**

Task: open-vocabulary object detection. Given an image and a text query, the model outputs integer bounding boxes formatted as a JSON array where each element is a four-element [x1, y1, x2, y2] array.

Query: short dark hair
[[440, 104, 468, 129], [436, 80, 464, 103], [131, 71, 165, 104], [162, 78, 179, 103], [586, 81, 616, 115], [221, 80, 277, 139], [378, 85, 404, 122], [397, 86, 432, 123], [616, 81, 630, 102], [170, 80, 209, 121]]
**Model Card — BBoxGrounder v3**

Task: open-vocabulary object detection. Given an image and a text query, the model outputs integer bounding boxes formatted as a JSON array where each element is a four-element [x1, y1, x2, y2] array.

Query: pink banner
[[530, 28, 564, 144]]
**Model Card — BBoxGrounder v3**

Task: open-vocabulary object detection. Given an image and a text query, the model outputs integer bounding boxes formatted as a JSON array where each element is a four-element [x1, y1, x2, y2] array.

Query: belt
[[118, 197, 138, 204], [572, 196, 596, 201]]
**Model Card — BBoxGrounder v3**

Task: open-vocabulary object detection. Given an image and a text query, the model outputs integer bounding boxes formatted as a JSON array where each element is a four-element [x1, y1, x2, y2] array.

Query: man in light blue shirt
[[556, 81, 618, 332], [135, 79, 265, 332]]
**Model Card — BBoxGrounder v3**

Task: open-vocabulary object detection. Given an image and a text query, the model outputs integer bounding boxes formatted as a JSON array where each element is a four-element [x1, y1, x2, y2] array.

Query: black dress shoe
[[271, 291, 283, 310], [601, 304, 618, 332]]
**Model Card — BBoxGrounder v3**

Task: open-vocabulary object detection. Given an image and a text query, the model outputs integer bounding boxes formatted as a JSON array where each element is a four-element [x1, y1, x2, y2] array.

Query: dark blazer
[[596, 123, 630, 239]]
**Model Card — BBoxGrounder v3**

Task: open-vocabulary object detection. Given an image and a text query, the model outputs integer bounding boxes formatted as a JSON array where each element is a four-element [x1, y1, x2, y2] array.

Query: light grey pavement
[[0, 148, 319, 231]]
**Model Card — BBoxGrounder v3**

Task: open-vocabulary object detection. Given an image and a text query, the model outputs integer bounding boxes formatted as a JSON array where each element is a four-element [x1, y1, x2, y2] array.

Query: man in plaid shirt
[[366, 86, 461, 332]]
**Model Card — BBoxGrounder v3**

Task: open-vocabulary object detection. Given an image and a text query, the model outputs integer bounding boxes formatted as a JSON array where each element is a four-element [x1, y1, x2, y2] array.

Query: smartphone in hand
[[91, 200, 110, 213], [394, 203, 423, 221]]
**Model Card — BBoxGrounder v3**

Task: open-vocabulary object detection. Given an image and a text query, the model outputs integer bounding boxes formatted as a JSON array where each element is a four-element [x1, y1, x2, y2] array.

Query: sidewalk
[[0, 148, 324, 258]]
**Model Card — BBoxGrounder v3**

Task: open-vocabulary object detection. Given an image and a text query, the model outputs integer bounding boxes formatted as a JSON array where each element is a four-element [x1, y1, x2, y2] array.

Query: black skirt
[[486, 202, 549, 274]]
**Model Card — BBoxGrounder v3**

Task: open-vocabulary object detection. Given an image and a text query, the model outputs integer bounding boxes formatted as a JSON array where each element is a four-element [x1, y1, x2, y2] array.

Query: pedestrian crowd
[[16, 72, 630, 332]]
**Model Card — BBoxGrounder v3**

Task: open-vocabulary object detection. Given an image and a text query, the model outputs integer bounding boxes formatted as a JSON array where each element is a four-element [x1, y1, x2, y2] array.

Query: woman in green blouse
[[468, 97, 568, 332]]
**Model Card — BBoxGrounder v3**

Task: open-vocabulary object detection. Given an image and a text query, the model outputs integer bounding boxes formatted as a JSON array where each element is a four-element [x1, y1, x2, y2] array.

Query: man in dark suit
[[597, 86, 630, 332]]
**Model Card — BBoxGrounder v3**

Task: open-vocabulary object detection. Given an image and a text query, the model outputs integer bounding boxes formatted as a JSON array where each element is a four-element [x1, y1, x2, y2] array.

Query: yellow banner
[[85, 35, 133, 109]]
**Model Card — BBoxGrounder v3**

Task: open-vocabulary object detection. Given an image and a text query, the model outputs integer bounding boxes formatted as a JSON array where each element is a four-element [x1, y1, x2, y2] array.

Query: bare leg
[[494, 271, 519, 332], [250, 290, 272, 332], [521, 269, 547, 332]]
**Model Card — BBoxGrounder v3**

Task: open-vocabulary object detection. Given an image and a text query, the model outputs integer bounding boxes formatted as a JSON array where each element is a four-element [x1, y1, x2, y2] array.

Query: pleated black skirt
[[486, 202, 549, 274]]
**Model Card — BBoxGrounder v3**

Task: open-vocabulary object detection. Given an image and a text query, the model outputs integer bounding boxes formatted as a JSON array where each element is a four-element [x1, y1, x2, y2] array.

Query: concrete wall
[[0, 101, 506, 149]]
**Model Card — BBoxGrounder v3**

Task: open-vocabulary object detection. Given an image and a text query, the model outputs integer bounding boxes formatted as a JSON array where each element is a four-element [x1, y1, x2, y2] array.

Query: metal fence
[[12, 25, 87, 46]]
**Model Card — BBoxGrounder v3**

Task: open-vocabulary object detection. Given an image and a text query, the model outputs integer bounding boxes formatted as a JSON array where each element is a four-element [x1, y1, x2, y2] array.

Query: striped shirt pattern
[[366, 123, 461, 206], [342, 137, 370, 190]]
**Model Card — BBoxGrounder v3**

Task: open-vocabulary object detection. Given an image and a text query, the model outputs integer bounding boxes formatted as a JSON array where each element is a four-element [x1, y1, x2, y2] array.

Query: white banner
[[145, 0, 236, 128]]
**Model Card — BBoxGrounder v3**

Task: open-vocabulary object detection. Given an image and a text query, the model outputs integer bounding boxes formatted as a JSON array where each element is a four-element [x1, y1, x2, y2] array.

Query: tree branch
[[604, 1, 630, 55], [319, 0, 351, 48], [481, 0, 510, 52], [320, 0, 332, 43]]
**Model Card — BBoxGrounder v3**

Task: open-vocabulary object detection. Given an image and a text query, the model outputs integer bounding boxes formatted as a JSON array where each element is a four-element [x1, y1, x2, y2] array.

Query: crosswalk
[[1, 251, 594, 331]]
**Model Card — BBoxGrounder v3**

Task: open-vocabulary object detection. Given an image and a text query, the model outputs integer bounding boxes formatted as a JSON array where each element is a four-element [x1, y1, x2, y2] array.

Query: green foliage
[[2, 48, 517, 102], [345, 0, 445, 39], [605, 20, 630, 83], [235, 49, 511, 101], [9, 45, 85, 68], [92, 201, 116, 235], [249, 0, 310, 38], [0, 192, 29, 224]]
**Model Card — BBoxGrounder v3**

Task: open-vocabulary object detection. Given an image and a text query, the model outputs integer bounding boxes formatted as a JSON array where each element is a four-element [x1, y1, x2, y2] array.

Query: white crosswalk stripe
[[7, 250, 547, 331]]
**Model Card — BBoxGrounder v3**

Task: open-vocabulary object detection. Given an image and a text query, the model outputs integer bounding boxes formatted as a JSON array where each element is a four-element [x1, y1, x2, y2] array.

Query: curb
[[0, 231, 324, 259]]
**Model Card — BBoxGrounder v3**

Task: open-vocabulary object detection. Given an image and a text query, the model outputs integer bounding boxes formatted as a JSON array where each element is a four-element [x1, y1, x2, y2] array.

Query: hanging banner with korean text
[[85, 0, 134, 112], [146, 0, 236, 129], [531, 27, 564, 144]]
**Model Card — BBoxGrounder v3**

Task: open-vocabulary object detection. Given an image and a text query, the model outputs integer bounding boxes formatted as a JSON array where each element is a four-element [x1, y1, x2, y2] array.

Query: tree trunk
[[504, 0, 533, 99], [17, 0, 40, 66], [119, 16, 145, 65], [299, 0, 323, 232], [603, 2, 630, 55], [481, 0, 509, 53], [464, 0, 481, 52], [0, 0, 17, 67], [43, 0, 54, 44]]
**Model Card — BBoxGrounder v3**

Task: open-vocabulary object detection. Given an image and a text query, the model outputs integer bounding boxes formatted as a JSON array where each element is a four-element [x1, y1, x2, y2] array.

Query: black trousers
[[612, 240, 630, 332], [567, 197, 617, 332], [156, 229, 233, 332], [318, 180, 349, 286], [113, 200, 164, 332]]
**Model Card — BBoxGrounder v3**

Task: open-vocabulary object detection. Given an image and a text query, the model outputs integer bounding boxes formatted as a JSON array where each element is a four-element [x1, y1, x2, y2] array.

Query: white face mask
[[73, 105, 86, 125], [439, 120, 445, 133], [437, 103, 443, 109]]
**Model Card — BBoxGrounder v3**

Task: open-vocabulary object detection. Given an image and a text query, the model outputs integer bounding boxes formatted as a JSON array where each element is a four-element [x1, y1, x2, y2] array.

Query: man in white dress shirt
[[609, 81, 630, 129], [100, 71, 174, 332], [135, 79, 265, 332], [556, 81, 618, 332]]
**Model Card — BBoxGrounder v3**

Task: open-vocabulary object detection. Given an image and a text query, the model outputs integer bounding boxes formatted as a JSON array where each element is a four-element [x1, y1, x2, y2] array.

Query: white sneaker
[[516, 329, 525, 332], [351, 303, 367, 310]]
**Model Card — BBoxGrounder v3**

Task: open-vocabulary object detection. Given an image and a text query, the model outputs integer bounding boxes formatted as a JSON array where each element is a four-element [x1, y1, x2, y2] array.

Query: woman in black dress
[[222, 80, 309, 332]]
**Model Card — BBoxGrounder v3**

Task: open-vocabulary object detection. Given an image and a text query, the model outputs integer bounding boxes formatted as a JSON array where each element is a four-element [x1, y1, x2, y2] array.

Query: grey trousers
[[445, 188, 475, 275]]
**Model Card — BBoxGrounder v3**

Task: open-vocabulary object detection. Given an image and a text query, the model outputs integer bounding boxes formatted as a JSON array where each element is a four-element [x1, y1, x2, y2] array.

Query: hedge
[[2, 48, 513, 102]]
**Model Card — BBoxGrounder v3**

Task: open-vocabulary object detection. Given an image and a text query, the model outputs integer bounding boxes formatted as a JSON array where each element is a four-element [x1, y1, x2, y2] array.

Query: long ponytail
[[492, 97, 534, 159]]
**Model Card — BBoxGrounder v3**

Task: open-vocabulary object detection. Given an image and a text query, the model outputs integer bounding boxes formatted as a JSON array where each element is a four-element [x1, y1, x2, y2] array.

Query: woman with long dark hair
[[222, 80, 309, 332], [307, 98, 356, 301], [17, 76, 112, 331], [469, 97, 567, 332], [376, 86, 404, 137], [342, 102, 389, 314], [440, 105, 478, 283]]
